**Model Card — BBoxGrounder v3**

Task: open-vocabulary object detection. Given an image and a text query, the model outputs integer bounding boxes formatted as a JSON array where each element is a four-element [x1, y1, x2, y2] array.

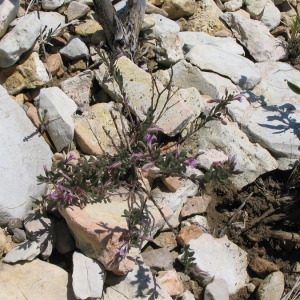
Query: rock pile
[[0, 0, 299, 299]]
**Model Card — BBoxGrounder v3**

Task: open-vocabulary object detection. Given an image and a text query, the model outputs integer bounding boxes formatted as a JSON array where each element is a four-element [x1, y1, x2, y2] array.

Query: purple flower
[[117, 243, 129, 257], [146, 125, 163, 134], [68, 153, 76, 161], [145, 134, 157, 148], [107, 161, 122, 169], [183, 157, 198, 168], [139, 235, 155, 242], [233, 92, 245, 102]]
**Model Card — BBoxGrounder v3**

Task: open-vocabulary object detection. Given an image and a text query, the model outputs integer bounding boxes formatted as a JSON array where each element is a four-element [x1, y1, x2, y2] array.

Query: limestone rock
[[0, 85, 52, 226], [171, 60, 240, 99], [256, 271, 285, 300], [3, 240, 40, 263], [153, 231, 178, 251], [221, 12, 288, 62], [162, 0, 195, 19], [72, 251, 106, 300], [60, 36, 89, 60], [103, 257, 172, 299], [41, 0, 64, 10], [180, 195, 211, 218], [183, 119, 278, 189], [0, 259, 76, 299], [249, 257, 279, 278], [224, 0, 243, 12], [184, 233, 249, 294], [96, 56, 203, 136], [186, 44, 261, 89], [158, 269, 184, 296], [142, 248, 174, 271], [39, 87, 77, 152], [0, 52, 50, 95], [204, 278, 229, 300], [0, 0, 19, 38], [67, 1, 90, 21], [74, 19, 103, 36], [73, 102, 127, 155], [0, 13, 41, 68], [59, 189, 173, 274], [24, 210, 55, 259], [150, 13, 180, 39], [60, 69, 94, 111], [179, 31, 244, 55]]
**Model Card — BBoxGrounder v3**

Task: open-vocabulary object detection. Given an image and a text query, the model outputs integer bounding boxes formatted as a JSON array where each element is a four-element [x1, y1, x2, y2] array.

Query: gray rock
[[72, 251, 106, 300], [256, 271, 284, 300], [67, 1, 90, 21], [150, 13, 180, 39], [179, 31, 244, 55], [0, 13, 42, 68], [60, 36, 89, 60], [41, 0, 64, 10], [11, 228, 27, 243], [0, 85, 52, 226], [182, 233, 249, 295], [186, 44, 261, 90], [204, 278, 229, 300], [142, 248, 174, 271], [224, 0, 243, 12], [245, 0, 281, 31], [39, 87, 77, 152], [184, 118, 278, 189], [155, 32, 184, 66], [171, 60, 240, 99], [221, 12, 288, 62], [24, 210, 55, 259], [103, 256, 172, 299], [60, 69, 94, 111], [228, 61, 300, 169], [0, 0, 19, 38], [3, 240, 40, 263], [96, 56, 203, 136]]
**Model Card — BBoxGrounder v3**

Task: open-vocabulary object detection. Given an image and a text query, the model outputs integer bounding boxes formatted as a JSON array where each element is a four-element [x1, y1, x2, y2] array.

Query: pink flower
[[145, 134, 157, 148], [183, 157, 198, 168]]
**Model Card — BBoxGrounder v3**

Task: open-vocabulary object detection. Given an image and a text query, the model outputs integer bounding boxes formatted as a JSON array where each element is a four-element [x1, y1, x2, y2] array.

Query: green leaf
[[287, 80, 300, 94]]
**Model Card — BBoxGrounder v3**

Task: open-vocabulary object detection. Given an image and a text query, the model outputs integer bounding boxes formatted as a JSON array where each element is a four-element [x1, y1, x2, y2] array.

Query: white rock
[[96, 56, 203, 136], [150, 13, 180, 39], [151, 168, 202, 228], [187, 233, 249, 294], [60, 69, 94, 111], [183, 215, 210, 232], [3, 240, 40, 263], [0, 85, 52, 226], [39, 87, 77, 151], [60, 36, 89, 59], [156, 32, 184, 66], [67, 1, 90, 21], [179, 31, 245, 55], [0, 0, 19, 38], [0, 13, 42, 68], [256, 271, 284, 300], [245, 0, 281, 31], [42, 0, 64, 10], [103, 257, 172, 300], [228, 62, 300, 169], [0, 259, 76, 299], [171, 60, 240, 99], [224, 0, 243, 12], [24, 210, 54, 259], [72, 251, 106, 300], [182, 290, 196, 300], [204, 278, 229, 300], [221, 12, 288, 62], [186, 44, 261, 89], [197, 149, 228, 170], [187, 119, 278, 189]]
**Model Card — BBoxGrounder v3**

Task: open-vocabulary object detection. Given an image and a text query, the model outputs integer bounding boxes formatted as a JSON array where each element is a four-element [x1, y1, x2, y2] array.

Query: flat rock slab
[[72, 251, 106, 300], [95, 56, 203, 136], [0, 259, 76, 299], [228, 62, 300, 169], [186, 44, 261, 89], [221, 12, 288, 62], [188, 233, 249, 295], [0, 85, 52, 226]]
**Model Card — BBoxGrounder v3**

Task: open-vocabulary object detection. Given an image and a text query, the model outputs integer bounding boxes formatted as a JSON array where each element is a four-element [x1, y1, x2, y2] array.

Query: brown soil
[[203, 169, 300, 299]]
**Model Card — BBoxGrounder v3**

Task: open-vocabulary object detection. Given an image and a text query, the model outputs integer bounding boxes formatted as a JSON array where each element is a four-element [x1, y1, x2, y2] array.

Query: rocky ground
[[0, 0, 300, 299]]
